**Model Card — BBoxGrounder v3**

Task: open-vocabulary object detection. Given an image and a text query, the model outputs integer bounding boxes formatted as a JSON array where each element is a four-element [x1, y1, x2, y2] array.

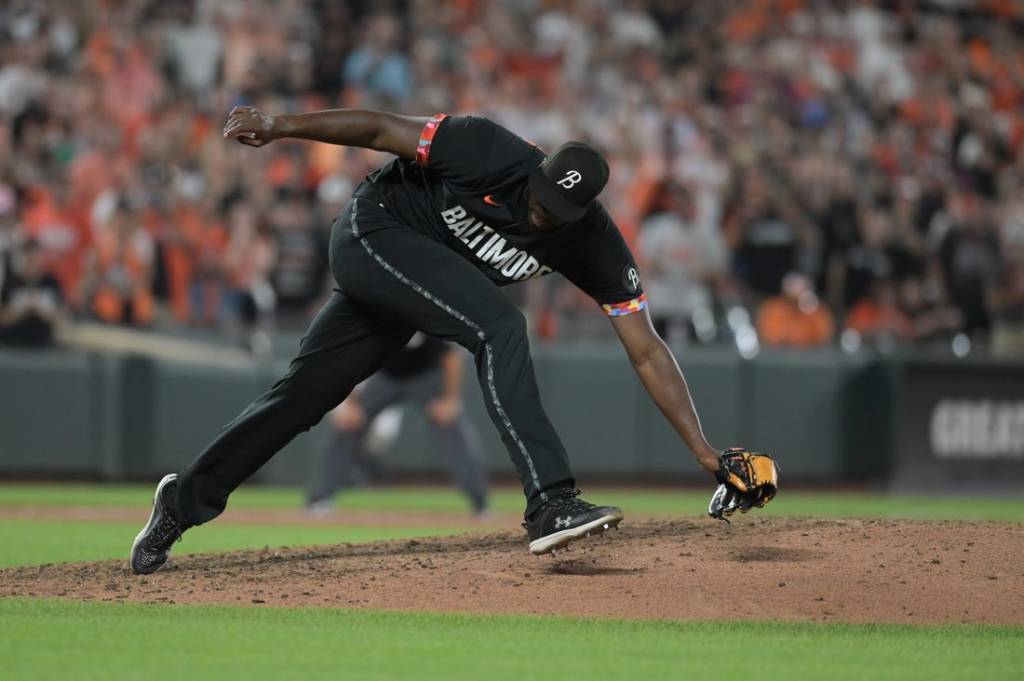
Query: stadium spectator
[[82, 202, 156, 327], [266, 188, 328, 321], [187, 200, 229, 327], [757, 272, 835, 348], [989, 259, 1024, 356], [833, 209, 921, 313], [897, 276, 962, 345], [0, 180, 17, 284], [817, 165, 863, 311], [223, 200, 277, 353], [727, 169, 816, 299], [844, 278, 914, 345], [342, 13, 412, 106], [165, 3, 224, 98], [989, 197, 1024, 354], [937, 192, 1001, 337], [638, 181, 726, 343], [0, 238, 64, 347], [0, 0, 1022, 355]]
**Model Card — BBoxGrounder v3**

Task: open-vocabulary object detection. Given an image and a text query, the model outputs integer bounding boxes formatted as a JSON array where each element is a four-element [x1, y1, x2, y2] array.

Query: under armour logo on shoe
[[554, 516, 573, 529]]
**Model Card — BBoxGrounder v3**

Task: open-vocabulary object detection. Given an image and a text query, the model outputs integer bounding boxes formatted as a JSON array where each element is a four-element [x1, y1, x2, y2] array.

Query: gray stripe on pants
[[349, 198, 546, 501]]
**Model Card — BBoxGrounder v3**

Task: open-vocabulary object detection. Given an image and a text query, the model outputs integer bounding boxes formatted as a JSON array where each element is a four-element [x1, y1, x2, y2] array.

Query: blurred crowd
[[1, 0, 1023, 356]]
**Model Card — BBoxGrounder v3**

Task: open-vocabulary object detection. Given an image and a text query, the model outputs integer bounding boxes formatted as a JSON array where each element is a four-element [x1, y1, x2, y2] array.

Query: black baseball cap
[[528, 141, 609, 223]]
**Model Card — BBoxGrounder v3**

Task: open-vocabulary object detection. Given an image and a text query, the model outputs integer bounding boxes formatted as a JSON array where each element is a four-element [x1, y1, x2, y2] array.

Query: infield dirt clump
[[2, 517, 1021, 625]]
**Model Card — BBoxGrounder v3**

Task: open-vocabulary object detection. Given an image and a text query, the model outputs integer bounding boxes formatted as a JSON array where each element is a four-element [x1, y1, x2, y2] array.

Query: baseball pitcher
[[130, 108, 778, 574]]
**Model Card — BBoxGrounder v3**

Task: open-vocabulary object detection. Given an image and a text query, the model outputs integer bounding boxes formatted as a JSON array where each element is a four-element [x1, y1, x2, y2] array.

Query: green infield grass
[[2, 483, 1023, 521], [0, 598, 1020, 681]]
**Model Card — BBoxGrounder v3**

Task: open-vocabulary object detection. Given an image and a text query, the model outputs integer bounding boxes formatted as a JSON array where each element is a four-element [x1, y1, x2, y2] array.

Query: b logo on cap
[[557, 170, 583, 189]]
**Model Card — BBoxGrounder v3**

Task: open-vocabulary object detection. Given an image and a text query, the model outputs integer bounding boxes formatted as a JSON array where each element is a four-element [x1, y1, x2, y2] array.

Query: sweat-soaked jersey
[[355, 114, 647, 316]]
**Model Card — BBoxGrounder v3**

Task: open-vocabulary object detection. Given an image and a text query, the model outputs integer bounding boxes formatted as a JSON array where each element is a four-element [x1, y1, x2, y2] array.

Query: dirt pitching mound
[[2, 518, 1021, 625]]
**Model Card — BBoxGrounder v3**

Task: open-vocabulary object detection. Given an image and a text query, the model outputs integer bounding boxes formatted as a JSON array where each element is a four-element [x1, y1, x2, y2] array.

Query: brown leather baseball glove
[[707, 448, 779, 522]]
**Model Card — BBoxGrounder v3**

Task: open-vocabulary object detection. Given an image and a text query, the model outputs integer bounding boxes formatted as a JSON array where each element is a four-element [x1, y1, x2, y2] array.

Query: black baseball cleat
[[130, 474, 186, 575], [523, 489, 624, 555]]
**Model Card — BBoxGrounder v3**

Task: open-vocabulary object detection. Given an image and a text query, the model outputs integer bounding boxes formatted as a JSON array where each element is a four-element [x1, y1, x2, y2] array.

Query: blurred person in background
[[988, 259, 1024, 356], [314, 172, 355, 230], [844, 277, 914, 347], [223, 200, 277, 354], [267, 188, 329, 323], [164, 2, 224, 100], [817, 164, 863, 313], [144, 196, 188, 323], [897, 276, 962, 345], [0, 238, 65, 348], [757, 271, 834, 348], [342, 13, 412, 107], [307, 334, 489, 518], [0, 0, 1021, 362], [18, 183, 89, 310], [936, 192, 1001, 338], [727, 169, 816, 300], [638, 180, 726, 344], [836, 208, 921, 314], [989, 196, 1024, 355], [0, 180, 17, 285], [82, 202, 156, 327], [187, 199, 229, 327]]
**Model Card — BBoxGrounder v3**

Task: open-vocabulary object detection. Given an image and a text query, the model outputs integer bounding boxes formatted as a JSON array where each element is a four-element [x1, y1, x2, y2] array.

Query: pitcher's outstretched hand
[[222, 106, 278, 147]]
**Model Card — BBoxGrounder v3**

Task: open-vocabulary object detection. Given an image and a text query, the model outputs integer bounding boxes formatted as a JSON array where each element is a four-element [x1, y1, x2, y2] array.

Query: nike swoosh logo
[[483, 194, 503, 207]]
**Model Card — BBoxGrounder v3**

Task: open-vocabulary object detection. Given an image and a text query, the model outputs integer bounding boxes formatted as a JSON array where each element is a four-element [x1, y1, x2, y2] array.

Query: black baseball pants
[[174, 193, 574, 526]]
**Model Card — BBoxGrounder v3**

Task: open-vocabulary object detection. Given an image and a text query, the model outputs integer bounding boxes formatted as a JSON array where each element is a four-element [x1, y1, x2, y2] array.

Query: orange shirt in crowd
[[91, 225, 155, 326], [757, 296, 835, 347], [19, 186, 91, 304], [845, 298, 914, 340], [190, 216, 230, 324]]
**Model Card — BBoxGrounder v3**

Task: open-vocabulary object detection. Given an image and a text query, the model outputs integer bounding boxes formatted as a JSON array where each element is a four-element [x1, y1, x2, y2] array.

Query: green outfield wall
[[0, 345, 1021, 488]]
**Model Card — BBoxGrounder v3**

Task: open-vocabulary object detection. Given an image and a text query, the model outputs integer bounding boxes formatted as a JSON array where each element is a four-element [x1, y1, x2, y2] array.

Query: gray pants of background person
[[308, 366, 489, 513]]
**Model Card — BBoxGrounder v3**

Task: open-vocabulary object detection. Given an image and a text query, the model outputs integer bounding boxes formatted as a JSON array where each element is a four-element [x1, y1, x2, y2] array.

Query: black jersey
[[356, 115, 646, 316]]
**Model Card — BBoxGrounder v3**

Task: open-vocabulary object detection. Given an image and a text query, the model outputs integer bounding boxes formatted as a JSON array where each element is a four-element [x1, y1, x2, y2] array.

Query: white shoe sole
[[129, 473, 178, 574], [528, 510, 624, 555]]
